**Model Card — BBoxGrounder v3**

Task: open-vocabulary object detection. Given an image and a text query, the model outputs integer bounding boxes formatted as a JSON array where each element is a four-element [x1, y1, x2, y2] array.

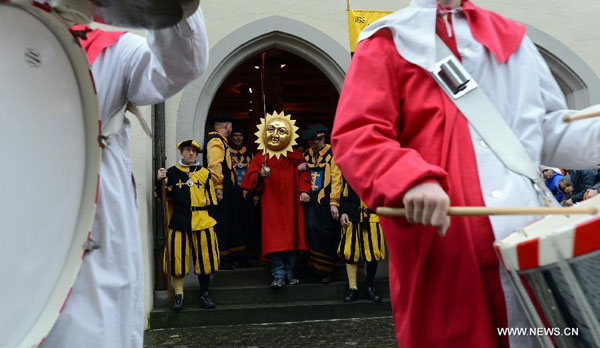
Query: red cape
[[332, 4, 524, 346], [241, 151, 311, 259]]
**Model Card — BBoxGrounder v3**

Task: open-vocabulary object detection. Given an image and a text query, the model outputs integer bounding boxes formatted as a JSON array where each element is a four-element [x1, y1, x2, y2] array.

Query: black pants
[[305, 198, 339, 275]]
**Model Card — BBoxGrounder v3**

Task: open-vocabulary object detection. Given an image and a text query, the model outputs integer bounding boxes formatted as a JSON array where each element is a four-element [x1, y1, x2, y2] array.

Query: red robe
[[332, 3, 524, 348], [241, 151, 311, 259]]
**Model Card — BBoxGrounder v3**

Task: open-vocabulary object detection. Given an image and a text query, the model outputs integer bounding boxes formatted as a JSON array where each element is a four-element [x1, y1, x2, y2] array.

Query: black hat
[[301, 124, 328, 141], [231, 126, 246, 136], [212, 114, 234, 123], [177, 140, 202, 152]]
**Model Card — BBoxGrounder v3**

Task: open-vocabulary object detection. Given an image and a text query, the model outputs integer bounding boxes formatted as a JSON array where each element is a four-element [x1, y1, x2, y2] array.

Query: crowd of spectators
[[542, 166, 600, 206]]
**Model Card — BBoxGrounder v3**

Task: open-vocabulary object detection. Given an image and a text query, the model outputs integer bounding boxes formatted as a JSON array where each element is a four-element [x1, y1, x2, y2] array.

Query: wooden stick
[[563, 109, 600, 123], [161, 178, 173, 310], [376, 206, 599, 217], [346, 0, 350, 11]]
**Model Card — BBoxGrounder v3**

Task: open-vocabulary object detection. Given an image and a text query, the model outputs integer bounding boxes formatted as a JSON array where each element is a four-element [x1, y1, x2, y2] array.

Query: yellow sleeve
[[329, 157, 343, 206], [206, 138, 225, 190]]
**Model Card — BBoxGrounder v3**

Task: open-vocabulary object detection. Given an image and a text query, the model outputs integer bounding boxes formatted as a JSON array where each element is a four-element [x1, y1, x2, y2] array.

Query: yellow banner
[[347, 9, 392, 52]]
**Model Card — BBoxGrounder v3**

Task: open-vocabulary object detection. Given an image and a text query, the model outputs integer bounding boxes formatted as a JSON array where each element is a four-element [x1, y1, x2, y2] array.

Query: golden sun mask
[[266, 120, 291, 150], [255, 111, 299, 159]]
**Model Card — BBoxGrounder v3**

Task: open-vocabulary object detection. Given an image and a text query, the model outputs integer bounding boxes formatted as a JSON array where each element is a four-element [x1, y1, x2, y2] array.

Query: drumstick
[[563, 109, 600, 123], [161, 178, 173, 310], [376, 206, 599, 217]]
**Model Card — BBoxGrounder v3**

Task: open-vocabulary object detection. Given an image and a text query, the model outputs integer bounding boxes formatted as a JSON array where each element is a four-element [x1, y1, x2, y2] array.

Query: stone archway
[[527, 25, 600, 109], [176, 15, 351, 146]]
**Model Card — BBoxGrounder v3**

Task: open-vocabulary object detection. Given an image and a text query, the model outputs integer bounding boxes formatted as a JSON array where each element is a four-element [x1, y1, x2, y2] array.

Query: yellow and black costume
[[204, 118, 243, 266], [337, 180, 386, 302], [338, 183, 386, 263], [302, 125, 343, 278], [230, 142, 260, 260], [156, 140, 219, 310]]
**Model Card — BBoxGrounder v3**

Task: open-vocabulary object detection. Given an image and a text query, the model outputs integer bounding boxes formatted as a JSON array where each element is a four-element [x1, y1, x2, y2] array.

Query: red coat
[[241, 151, 311, 259], [332, 4, 525, 347]]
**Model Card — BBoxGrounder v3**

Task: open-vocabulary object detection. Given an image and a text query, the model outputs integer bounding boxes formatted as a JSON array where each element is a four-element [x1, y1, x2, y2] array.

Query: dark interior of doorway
[[207, 48, 340, 152]]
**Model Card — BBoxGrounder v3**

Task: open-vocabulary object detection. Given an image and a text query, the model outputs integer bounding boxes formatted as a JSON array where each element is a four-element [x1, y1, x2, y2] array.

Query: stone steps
[[150, 263, 392, 329], [183, 264, 361, 288], [149, 298, 392, 329], [154, 278, 389, 306]]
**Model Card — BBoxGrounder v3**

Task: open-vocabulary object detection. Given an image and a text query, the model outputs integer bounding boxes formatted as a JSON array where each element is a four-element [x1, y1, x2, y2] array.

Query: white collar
[[178, 159, 201, 167], [357, 4, 438, 71]]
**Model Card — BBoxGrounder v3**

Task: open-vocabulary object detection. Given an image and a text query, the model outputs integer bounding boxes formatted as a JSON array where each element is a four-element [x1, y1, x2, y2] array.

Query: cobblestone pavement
[[144, 317, 396, 348]]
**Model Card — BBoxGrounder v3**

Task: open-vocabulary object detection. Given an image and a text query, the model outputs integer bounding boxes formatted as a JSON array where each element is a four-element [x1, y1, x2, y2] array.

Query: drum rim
[[495, 208, 600, 273], [3, 4, 101, 348]]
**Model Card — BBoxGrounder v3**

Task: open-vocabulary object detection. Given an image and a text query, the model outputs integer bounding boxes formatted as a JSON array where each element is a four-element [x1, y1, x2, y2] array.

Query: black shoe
[[220, 261, 235, 270], [320, 276, 332, 284], [286, 276, 300, 285], [343, 288, 359, 303], [271, 277, 285, 288], [199, 292, 215, 309], [173, 294, 184, 311], [365, 287, 381, 302]]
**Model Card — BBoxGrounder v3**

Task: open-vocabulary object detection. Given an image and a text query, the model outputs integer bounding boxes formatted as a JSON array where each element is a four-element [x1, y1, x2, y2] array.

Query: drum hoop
[[4, 4, 101, 348], [495, 196, 600, 272]]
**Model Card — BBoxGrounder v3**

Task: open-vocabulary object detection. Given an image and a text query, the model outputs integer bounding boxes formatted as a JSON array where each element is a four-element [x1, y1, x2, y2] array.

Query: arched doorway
[[206, 48, 340, 151], [175, 15, 350, 153]]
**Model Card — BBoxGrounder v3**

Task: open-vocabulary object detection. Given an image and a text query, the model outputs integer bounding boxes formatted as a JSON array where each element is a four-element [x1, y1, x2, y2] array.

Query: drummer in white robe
[[44, 4, 209, 348]]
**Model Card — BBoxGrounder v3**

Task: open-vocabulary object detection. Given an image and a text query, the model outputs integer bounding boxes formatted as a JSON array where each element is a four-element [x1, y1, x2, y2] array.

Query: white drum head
[[0, 4, 100, 347]]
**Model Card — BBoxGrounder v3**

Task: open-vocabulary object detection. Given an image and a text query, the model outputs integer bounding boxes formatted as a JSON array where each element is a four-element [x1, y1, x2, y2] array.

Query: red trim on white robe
[[70, 25, 126, 65]]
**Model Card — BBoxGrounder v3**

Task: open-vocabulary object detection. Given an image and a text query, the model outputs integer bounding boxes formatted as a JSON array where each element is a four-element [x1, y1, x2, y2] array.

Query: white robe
[[43, 8, 208, 348], [359, 1, 600, 347]]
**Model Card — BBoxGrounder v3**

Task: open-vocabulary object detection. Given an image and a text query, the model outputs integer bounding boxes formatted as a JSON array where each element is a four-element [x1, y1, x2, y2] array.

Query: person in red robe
[[241, 112, 311, 288], [332, 0, 600, 347]]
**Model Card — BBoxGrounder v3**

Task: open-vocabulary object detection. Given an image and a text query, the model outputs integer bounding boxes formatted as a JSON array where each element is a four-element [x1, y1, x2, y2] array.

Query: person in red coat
[[241, 111, 311, 288], [332, 0, 600, 347]]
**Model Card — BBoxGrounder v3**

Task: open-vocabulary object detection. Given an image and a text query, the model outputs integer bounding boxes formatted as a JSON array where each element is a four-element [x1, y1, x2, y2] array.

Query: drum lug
[[83, 239, 100, 252]]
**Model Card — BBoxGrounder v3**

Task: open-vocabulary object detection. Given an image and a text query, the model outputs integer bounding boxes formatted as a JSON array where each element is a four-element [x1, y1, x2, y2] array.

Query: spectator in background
[[204, 114, 238, 269], [583, 167, 600, 200], [558, 169, 597, 206], [584, 183, 600, 200], [302, 124, 343, 284], [541, 166, 565, 202]]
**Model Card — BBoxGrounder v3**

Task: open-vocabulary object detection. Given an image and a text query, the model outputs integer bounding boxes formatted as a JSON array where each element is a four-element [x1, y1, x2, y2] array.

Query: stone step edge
[[156, 278, 388, 292], [151, 298, 391, 313], [146, 315, 394, 331]]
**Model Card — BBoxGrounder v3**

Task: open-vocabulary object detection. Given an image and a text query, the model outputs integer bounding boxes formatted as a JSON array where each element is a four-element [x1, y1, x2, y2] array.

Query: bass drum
[[495, 195, 600, 348], [0, 3, 100, 348]]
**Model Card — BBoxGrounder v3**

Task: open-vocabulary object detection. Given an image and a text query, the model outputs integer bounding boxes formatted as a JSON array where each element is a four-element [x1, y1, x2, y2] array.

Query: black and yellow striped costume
[[338, 182, 386, 263], [159, 163, 220, 276], [304, 144, 343, 274], [204, 132, 242, 259]]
